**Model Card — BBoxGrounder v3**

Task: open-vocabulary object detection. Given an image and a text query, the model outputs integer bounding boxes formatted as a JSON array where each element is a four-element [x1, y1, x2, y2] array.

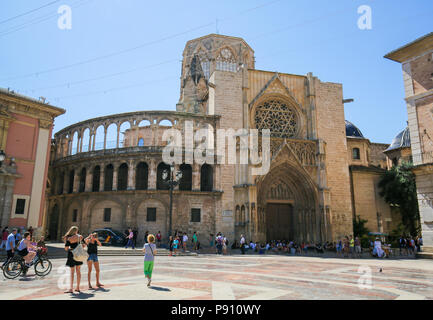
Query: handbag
[[72, 235, 89, 262]]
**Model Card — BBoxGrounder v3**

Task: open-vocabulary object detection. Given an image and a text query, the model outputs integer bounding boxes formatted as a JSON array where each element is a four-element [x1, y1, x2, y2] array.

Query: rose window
[[254, 100, 298, 138]]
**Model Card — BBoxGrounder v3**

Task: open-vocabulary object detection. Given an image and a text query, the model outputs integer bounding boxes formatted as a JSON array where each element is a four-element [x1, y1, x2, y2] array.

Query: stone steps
[[416, 252, 433, 259], [0, 247, 197, 259]]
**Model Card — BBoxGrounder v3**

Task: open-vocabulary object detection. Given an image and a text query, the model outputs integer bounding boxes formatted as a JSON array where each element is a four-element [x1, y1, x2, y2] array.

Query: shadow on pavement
[[70, 292, 95, 299], [149, 286, 171, 292], [90, 287, 110, 293]]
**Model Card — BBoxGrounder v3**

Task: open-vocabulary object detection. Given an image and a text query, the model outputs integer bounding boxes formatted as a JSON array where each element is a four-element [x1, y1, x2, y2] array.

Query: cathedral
[[46, 34, 400, 244]]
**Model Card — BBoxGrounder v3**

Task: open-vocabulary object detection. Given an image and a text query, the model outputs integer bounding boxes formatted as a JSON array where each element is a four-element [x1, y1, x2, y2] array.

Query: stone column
[[127, 160, 135, 190], [72, 169, 79, 193], [88, 132, 92, 152], [116, 123, 120, 148], [85, 168, 93, 192], [192, 163, 200, 191], [112, 164, 118, 191], [148, 160, 157, 189], [103, 127, 107, 150], [0, 175, 15, 227], [99, 165, 105, 192]]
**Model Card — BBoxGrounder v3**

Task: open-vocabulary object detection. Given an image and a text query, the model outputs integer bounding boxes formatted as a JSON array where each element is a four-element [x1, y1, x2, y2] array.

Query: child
[[143, 234, 157, 287], [173, 236, 179, 256]]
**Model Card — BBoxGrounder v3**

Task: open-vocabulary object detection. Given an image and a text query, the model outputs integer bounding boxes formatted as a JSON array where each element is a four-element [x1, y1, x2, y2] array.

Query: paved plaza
[[1, 254, 433, 300]]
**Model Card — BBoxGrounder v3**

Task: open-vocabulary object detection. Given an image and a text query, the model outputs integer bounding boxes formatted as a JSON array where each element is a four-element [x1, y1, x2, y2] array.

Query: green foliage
[[378, 162, 420, 237], [360, 235, 370, 248], [353, 215, 370, 238]]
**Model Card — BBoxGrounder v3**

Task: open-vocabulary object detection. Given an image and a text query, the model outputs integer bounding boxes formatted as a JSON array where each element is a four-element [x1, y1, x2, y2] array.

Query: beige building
[[46, 34, 396, 244], [385, 32, 433, 250]]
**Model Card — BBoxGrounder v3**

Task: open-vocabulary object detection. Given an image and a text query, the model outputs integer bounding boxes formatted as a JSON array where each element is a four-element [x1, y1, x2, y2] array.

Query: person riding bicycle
[[17, 232, 39, 267]]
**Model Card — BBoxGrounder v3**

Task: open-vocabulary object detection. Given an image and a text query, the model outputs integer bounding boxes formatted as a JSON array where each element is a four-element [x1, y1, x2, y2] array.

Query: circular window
[[254, 99, 298, 138]]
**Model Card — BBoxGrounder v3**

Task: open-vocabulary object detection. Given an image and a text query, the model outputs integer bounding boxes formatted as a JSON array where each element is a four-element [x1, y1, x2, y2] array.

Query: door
[[266, 203, 293, 241]]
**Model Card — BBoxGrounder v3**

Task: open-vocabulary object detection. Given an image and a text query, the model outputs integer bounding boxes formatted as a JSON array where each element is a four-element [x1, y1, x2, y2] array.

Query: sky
[[1, 0, 432, 144]]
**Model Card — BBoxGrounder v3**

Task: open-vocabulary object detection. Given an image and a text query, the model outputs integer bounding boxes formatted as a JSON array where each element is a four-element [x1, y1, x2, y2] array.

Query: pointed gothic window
[[216, 47, 237, 72]]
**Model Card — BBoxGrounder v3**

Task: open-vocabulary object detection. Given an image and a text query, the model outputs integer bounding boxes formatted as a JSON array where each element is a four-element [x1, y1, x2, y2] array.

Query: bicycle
[[2, 248, 52, 279]]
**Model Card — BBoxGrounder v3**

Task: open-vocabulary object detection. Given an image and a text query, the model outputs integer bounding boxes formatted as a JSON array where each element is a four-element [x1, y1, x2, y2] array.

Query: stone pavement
[[1, 254, 433, 300]]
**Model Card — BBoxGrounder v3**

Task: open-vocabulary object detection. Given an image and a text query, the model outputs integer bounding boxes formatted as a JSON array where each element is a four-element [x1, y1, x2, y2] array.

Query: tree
[[378, 162, 420, 236], [353, 215, 370, 238]]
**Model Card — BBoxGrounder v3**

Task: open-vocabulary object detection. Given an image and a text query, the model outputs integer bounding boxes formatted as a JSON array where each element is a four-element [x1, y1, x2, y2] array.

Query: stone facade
[[385, 32, 433, 250], [46, 34, 395, 245]]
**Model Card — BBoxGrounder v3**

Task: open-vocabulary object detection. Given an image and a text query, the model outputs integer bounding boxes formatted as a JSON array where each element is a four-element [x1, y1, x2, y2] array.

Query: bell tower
[[177, 34, 255, 117]]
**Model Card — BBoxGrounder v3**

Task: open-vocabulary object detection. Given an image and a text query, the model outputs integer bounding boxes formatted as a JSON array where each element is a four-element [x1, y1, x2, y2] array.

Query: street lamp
[[0, 150, 6, 167], [163, 164, 182, 238]]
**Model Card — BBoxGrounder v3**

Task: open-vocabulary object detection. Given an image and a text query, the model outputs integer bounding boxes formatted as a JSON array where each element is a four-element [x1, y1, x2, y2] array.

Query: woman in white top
[[373, 238, 385, 258]]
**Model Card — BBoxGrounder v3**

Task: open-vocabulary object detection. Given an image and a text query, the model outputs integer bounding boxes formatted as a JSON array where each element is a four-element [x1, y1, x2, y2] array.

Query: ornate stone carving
[[254, 99, 298, 138]]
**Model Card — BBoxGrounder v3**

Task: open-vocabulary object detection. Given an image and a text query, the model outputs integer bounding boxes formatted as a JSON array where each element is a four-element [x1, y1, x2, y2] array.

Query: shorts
[[88, 253, 99, 262], [144, 261, 154, 278], [18, 248, 28, 257]]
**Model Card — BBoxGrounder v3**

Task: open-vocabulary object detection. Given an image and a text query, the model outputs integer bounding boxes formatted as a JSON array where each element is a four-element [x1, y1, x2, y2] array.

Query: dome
[[345, 120, 364, 138], [385, 127, 411, 152]]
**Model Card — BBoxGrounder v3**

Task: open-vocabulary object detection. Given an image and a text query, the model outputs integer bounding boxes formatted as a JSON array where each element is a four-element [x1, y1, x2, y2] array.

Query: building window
[[200, 164, 213, 191], [191, 208, 201, 222], [157, 162, 171, 190], [104, 164, 114, 191], [103, 208, 111, 222], [15, 199, 26, 214], [352, 148, 360, 160], [136, 162, 148, 190], [117, 163, 128, 190], [216, 47, 237, 72], [138, 138, 144, 146], [68, 169, 75, 193], [392, 157, 398, 167], [254, 99, 298, 138], [79, 167, 86, 192], [147, 208, 156, 222], [72, 209, 78, 222], [92, 166, 100, 192], [179, 164, 192, 191]]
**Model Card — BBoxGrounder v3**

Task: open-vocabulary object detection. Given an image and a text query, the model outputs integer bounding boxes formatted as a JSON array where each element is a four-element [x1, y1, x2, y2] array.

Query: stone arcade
[[45, 34, 398, 245]]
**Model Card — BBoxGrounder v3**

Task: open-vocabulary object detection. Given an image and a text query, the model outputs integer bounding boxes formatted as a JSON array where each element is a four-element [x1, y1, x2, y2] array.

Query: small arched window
[[138, 138, 144, 146], [352, 148, 360, 160]]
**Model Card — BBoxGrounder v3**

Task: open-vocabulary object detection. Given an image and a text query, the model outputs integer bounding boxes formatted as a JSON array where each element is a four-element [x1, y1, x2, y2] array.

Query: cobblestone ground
[[1, 254, 433, 300]]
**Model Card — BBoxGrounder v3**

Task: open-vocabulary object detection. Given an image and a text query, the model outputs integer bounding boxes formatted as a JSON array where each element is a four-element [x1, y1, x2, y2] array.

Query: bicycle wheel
[[34, 258, 52, 276], [3, 260, 24, 279]]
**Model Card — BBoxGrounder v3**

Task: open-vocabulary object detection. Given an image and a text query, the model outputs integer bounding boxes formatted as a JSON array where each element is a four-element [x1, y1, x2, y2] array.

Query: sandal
[[64, 290, 73, 294], [97, 283, 104, 287], [74, 289, 81, 293], [89, 285, 93, 289]]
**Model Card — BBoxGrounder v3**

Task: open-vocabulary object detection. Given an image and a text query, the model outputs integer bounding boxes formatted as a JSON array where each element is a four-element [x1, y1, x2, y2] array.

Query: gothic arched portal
[[256, 161, 320, 243]]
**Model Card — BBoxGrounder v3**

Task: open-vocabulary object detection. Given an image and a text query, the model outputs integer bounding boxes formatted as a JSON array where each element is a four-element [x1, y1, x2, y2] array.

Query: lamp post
[[162, 164, 182, 238], [0, 150, 6, 167]]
